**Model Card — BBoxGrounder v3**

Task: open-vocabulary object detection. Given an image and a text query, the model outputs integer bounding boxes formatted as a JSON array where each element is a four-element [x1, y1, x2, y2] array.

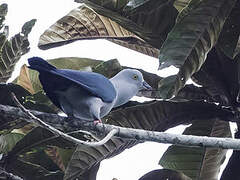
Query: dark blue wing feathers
[[28, 56, 57, 71], [28, 57, 116, 103]]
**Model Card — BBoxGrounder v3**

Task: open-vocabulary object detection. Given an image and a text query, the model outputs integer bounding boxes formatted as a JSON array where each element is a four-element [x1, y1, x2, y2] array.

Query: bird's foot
[[94, 119, 102, 125]]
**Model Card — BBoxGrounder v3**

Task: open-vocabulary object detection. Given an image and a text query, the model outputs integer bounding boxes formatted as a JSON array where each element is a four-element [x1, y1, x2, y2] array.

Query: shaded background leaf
[[75, 0, 129, 11], [173, 0, 191, 12], [6, 157, 63, 180], [192, 48, 238, 106], [159, 119, 231, 180], [157, 0, 237, 99], [138, 169, 191, 180], [0, 83, 31, 134], [0, 18, 35, 82], [217, 0, 240, 59], [220, 128, 240, 180], [0, 133, 24, 154]]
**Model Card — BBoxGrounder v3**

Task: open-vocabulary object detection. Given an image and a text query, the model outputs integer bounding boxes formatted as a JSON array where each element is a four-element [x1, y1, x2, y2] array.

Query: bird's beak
[[141, 81, 152, 91]]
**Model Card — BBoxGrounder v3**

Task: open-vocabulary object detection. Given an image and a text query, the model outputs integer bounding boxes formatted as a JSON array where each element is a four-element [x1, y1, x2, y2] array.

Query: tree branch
[[11, 93, 118, 147], [1, 102, 240, 150], [0, 168, 23, 180]]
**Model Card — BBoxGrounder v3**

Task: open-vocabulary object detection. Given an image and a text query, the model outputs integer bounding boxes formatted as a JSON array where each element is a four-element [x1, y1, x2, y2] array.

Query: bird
[[28, 57, 152, 123]]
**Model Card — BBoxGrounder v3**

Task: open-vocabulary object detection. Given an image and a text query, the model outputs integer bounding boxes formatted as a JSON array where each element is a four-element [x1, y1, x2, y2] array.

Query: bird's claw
[[94, 119, 102, 125]]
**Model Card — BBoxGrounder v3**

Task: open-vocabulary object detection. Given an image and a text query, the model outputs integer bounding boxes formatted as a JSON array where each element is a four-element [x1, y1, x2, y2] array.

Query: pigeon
[[28, 57, 152, 122]]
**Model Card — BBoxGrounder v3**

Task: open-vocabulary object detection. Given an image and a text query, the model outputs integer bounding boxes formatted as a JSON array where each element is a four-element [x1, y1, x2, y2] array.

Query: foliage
[[1, 0, 240, 180], [0, 3, 36, 82]]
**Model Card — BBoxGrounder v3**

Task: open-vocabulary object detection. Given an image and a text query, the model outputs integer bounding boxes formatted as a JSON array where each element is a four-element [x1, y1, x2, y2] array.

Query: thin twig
[[11, 93, 118, 147], [0, 168, 23, 180]]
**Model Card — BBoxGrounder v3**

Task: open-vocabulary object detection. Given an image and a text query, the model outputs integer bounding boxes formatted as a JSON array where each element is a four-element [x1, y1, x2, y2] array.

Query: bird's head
[[115, 69, 152, 91], [110, 69, 152, 107]]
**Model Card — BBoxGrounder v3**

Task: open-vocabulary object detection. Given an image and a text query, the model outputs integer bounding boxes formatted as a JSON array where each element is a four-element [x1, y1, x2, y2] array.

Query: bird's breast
[[56, 86, 114, 121]]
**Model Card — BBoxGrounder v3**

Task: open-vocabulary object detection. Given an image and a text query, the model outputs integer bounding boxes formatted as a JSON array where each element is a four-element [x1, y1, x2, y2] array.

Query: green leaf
[[38, 1, 178, 57], [75, 0, 129, 11], [157, 75, 177, 99], [7, 127, 86, 158], [38, 3, 159, 57], [158, 0, 237, 99], [0, 19, 36, 82], [54, 147, 75, 170], [220, 130, 240, 180], [24, 91, 59, 113], [173, 84, 214, 102], [0, 3, 8, 30], [64, 138, 137, 180], [139, 169, 191, 180], [0, 133, 24, 153], [159, 119, 231, 180], [217, 0, 240, 59], [0, 83, 31, 106], [45, 147, 71, 171], [123, 0, 177, 45], [173, 0, 191, 12], [123, 0, 150, 11], [21, 19, 36, 37], [6, 158, 63, 180], [192, 48, 238, 106], [0, 83, 31, 134], [93, 59, 122, 77], [87, 0, 178, 49]]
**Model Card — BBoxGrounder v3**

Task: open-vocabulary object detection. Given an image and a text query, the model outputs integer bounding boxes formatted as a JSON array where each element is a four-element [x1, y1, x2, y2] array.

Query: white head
[[110, 69, 152, 107]]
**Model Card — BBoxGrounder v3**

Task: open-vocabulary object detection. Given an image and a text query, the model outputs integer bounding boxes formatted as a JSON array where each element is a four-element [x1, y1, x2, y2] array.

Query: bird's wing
[[28, 57, 116, 103], [57, 69, 116, 103]]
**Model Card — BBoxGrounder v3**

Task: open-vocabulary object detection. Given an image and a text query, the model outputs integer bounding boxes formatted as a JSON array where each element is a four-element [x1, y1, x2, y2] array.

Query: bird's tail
[[28, 57, 57, 72]]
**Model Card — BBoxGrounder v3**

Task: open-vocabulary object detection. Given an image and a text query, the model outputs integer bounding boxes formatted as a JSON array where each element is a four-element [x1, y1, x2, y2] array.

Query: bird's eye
[[133, 74, 138, 80]]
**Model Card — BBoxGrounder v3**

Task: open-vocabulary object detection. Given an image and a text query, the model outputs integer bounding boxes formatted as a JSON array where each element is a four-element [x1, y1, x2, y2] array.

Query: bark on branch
[[1, 103, 240, 150]]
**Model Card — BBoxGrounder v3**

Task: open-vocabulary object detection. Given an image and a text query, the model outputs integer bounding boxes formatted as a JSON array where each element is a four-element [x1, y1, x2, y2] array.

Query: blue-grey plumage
[[28, 57, 152, 122]]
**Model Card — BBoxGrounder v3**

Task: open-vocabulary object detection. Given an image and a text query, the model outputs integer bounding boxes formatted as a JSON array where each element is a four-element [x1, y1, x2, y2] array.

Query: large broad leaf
[[6, 155, 63, 180], [217, 0, 240, 59], [192, 48, 238, 106], [38, 4, 159, 58], [4, 129, 74, 179], [173, 0, 191, 12], [64, 100, 232, 180], [139, 169, 191, 180], [0, 3, 7, 30], [121, 0, 178, 48], [173, 84, 215, 103], [220, 128, 240, 180], [75, 0, 129, 11], [84, 0, 178, 49], [39, 1, 178, 57], [157, 0, 237, 99], [0, 133, 24, 154], [0, 18, 36, 82], [0, 83, 31, 134], [7, 127, 88, 159], [159, 119, 231, 180], [45, 147, 75, 171]]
